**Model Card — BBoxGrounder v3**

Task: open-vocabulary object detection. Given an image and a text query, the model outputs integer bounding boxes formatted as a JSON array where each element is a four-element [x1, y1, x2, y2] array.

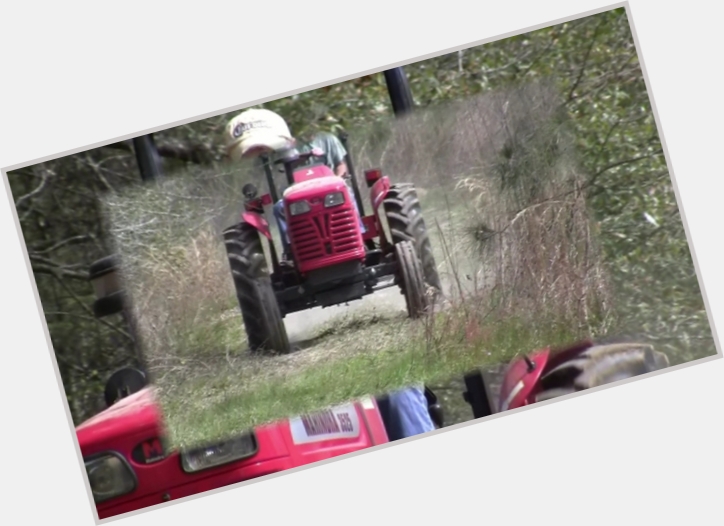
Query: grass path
[[152, 185, 533, 447]]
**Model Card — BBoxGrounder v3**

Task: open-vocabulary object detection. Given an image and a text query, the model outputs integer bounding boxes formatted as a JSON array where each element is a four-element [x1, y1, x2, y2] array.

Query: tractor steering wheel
[[272, 150, 317, 166]]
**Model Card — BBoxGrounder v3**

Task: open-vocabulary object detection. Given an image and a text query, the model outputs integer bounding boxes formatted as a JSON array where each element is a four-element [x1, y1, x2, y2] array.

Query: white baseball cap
[[225, 108, 294, 161]]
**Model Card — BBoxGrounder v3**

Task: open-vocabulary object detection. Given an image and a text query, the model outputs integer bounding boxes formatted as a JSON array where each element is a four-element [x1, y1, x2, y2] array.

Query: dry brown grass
[[100, 171, 253, 379], [346, 82, 615, 333]]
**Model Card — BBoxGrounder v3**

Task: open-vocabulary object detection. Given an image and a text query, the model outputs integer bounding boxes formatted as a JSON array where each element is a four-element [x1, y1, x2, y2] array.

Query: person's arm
[[334, 160, 348, 177], [314, 132, 348, 176], [328, 136, 348, 176]]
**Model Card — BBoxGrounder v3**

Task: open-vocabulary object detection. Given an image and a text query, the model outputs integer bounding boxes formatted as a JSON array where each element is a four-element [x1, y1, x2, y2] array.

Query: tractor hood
[[76, 387, 161, 449], [498, 340, 595, 412], [283, 176, 349, 202], [291, 163, 335, 184]]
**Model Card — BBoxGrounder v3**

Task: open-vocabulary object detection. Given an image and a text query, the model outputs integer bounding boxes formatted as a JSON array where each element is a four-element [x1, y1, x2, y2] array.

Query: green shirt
[[298, 132, 347, 172]]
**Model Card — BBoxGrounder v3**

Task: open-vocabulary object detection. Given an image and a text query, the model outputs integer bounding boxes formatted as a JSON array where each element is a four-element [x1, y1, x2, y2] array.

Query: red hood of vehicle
[[283, 175, 349, 202], [76, 387, 162, 448], [498, 348, 551, 412], [77, 389, 388, 520], [292, 164, 335, 184]]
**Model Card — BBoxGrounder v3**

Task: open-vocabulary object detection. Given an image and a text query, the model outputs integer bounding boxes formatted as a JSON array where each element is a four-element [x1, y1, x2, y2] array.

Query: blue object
[[378, 386, 436, 441]]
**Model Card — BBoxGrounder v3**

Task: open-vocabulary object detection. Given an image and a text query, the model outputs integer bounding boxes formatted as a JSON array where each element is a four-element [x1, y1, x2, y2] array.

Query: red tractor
[[223, 137, 442, 354]]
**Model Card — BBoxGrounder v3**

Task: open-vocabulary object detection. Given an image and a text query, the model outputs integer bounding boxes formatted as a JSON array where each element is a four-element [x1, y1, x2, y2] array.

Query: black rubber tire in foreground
[[395, 240, 430, 319], [223, 222, 290, 354], [534, 342, 670, 402], [383, 183, 443, 294]]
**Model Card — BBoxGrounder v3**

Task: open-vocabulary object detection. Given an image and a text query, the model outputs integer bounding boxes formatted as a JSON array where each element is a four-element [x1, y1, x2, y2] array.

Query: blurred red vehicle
[[77, 379, 389, 520]]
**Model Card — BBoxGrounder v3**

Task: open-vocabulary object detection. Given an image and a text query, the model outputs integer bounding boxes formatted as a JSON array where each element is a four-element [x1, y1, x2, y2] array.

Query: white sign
[[289, 404, 361, 444]]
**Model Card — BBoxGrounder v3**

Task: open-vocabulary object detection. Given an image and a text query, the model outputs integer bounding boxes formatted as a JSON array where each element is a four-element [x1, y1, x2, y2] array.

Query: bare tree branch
[[31, 263, 89, 281], [562, 50, 640, 109], [36, 235, 92, 255], [82, 153, 115, 192], [47, 271, 134, 342], [103, 138, 220, 165], [15, 168, 51, 209], [566, 16, 607, 103], [587, 170, 670, 199], [157, 140, 219, 164], [588, 150, 663, 186]]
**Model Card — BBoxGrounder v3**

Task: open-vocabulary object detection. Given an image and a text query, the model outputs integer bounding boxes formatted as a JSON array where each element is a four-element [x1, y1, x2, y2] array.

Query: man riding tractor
[[225, 108, 370, 260], [223, 107, 435, 440]]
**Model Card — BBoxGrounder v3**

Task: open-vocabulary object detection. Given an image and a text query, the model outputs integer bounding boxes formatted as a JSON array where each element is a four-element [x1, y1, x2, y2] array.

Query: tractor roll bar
[[337, 131, 366, 217], [133, 135, 163, 181], [383, 68, 415, 117], [335, 67, 417, 221], [260, 155, 280, 204]]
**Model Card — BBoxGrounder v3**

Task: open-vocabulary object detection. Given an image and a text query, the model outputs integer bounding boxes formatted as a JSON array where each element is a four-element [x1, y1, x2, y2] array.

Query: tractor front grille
[[289, 208, 361, 264]]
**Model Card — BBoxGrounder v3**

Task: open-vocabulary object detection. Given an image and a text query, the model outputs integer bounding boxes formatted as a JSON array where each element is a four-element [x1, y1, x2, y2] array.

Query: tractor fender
[[370, 176, 391, 213], [498, 348, 551, 412], [241, 211, 272, 240], [498, 339, 596, 412]]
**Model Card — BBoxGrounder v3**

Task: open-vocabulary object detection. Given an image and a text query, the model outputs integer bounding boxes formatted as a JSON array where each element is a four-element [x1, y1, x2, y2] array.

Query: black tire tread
[[223, 222, 290, 354], [395, 240, 429, 319], [383, 184, 442, 293], [535, 342, 669, 402]]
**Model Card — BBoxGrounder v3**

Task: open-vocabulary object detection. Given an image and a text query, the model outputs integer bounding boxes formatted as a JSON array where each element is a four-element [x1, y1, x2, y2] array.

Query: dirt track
[[284, 283, 407, 343]]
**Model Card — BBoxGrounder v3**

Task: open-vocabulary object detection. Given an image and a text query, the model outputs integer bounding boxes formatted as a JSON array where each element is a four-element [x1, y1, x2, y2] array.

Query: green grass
[[157, 304, 583, 449]]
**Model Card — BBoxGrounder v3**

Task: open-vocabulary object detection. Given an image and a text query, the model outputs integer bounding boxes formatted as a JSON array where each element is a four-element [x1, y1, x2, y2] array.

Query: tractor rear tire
[[534, 342, 670, 403], [395, 240, 429, 319], [223, 222, 290, 354], [383, 183, 443, 295]]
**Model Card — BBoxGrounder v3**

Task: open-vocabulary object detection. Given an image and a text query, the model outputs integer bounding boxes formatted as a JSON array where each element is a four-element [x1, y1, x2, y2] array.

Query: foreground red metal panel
[[498, 339, 596, 411], [76, 388, 389, 520], [241, 210, 272, 239]]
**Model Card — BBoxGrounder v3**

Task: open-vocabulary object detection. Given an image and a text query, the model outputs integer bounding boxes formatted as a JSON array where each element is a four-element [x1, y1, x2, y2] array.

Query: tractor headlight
[[289, 200, 311, 216], [180, 432, 258, 473], [84, 453, 137, 503], [324, 191, 345, 208]]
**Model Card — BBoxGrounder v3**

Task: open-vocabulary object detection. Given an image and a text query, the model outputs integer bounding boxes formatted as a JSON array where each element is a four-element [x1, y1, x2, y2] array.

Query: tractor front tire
[[223, 222, 290, 354], [396, 240, 429, 319], [534, 342, 670, 402], [383, 184, 443, 294]]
